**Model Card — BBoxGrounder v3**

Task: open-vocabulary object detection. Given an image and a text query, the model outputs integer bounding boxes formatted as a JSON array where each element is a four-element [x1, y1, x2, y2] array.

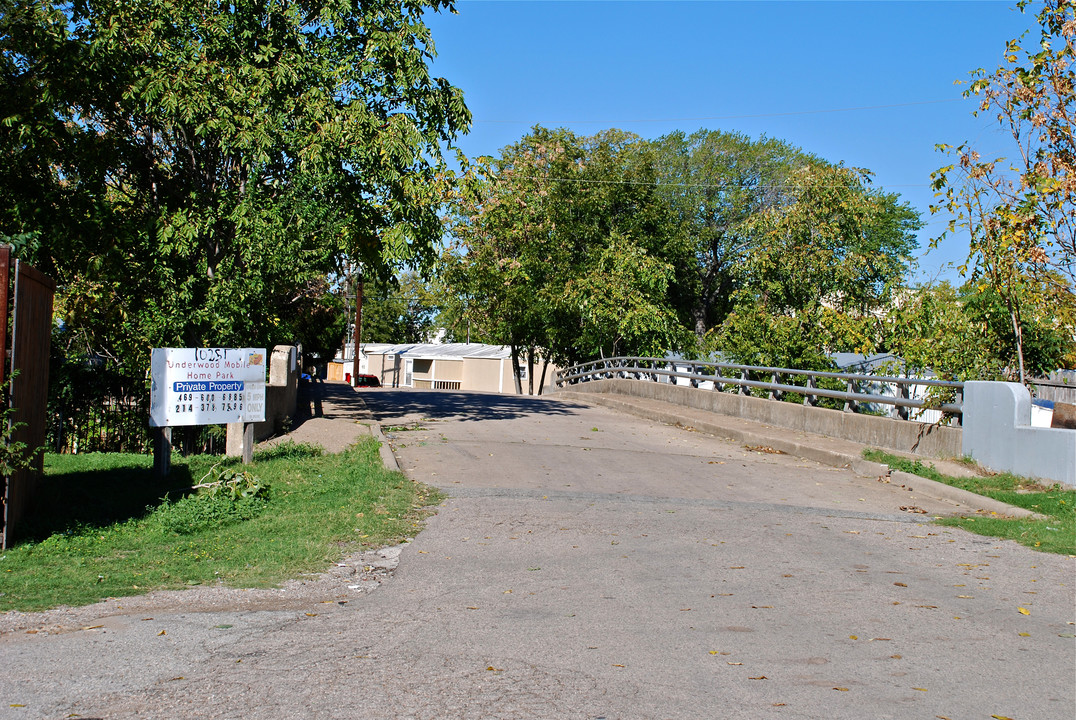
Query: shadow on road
[[356, 387, 586, 423]]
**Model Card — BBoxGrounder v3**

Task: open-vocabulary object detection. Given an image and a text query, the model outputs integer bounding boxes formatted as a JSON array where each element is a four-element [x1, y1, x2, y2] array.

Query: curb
[[561, 391, 1041, 519], [369, 422, 401, 472]]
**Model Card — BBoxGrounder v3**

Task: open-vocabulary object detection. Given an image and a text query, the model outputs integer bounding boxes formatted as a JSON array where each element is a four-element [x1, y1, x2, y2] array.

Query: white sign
[[149, 348, 267, 427]]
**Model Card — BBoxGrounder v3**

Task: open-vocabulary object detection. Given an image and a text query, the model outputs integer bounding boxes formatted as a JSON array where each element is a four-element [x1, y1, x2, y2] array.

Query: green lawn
[[863, 449, 1075, 555], [0, 439, 442, 612]]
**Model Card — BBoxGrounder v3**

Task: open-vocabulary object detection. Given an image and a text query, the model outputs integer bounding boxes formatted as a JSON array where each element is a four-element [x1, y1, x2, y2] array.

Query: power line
[[478, 172, 931, 191], [473, 98, 964, 125]]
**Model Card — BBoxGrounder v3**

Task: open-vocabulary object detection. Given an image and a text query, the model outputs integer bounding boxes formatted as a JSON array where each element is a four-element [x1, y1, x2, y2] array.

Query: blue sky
[[424, 0, 1035, 284]]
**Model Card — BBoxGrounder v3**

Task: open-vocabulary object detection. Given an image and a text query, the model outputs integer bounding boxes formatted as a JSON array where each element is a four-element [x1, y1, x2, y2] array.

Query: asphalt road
[[1, 388, 1073, 719]]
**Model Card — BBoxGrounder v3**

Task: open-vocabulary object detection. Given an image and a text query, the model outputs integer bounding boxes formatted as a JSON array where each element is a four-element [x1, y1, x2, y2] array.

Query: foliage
[[931, 0, 1076, 382], [884, 281, 1074, 387], [154, 486, 269, 535], [863, 448, 1075, 555], [0, 0, 469, 371], [362, 272, 439, 344], [709, 164, 921, 369], [650, 129, 817, 341], [884, 282, 1007, 381], [0, 371, 41, 477], [444, 126, 689, 381], [562, 233, 691, 358], [0, 439, 441, 611]]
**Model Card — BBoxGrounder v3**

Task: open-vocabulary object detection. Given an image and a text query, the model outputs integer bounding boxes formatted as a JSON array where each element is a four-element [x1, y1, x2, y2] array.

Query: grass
[[0, 439, 443, 612], [863, 448, 1075, 555]]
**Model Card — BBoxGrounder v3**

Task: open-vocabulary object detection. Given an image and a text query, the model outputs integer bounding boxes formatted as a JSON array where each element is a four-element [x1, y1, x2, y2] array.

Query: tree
[[931, 0, 1075, 382], [0, 0, 469, 375], [883, 279, 1073, 390], [650, 130, 817, 342], [362, 272, 438, 345], [444, 126, 689, 391], [708, 164, 921, 369]]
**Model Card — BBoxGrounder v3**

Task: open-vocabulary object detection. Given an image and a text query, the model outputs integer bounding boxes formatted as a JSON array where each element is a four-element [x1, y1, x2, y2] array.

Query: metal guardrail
[[556, 356, 964, 423]]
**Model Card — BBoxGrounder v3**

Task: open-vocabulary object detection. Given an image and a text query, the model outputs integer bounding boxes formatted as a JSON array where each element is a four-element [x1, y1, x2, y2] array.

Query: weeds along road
[[1, 388, 1073, 720]]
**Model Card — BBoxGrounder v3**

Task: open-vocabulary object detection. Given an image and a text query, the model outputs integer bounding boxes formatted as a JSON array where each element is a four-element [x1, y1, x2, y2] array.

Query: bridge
[[556, 356, 1076, 488]]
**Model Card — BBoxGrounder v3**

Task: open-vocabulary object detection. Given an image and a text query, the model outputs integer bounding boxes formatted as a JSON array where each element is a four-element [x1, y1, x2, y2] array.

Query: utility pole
[[351, 271, 363, 386]]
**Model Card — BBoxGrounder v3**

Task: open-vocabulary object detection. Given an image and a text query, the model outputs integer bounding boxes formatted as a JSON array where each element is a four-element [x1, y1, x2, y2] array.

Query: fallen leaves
[[893, 582, 908, 587], [744, 445, 784, 454], [748, 675, 768, 680], [1017, 607, 1030, 615], [833, 687, 850, 692]]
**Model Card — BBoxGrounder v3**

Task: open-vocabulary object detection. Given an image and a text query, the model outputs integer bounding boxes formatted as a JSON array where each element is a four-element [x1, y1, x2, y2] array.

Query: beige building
[[326, 343, 556, 395]]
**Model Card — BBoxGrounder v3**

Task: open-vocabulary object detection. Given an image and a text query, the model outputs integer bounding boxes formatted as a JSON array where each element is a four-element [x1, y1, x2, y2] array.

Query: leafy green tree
[[362, 272, 437, 345], [445, 126, 688, 390], [562, 233, 690, 359], [708, 164, 921, 369], [885, 282, 1008, 382], [0, 0, 469, 375], [650, 130, 817, 342], [931, 0, 1075, 382]]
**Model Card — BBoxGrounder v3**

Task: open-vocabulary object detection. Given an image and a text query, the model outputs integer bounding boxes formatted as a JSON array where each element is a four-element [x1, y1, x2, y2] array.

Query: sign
[[149, 348, 266, 427]]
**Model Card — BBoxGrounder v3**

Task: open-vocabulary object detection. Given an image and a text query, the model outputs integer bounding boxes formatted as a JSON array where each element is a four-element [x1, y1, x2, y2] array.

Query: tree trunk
[[693, 300, 708, 343], [527, 346, 535, 395], [1011, 307, 1026, 384], [511, 345, 523, 394], [537, 357, 550, 395]]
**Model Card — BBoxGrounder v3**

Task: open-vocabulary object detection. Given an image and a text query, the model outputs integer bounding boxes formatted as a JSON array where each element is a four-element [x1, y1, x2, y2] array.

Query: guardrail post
[[690, 363, 699, 389], [803, 375, 818, 406], [844, 379, 859, 413], [769, 372, 782, 400], [953, 386, 963, 427], [739, 369, 750, 395], [897, 383, 910, 420]]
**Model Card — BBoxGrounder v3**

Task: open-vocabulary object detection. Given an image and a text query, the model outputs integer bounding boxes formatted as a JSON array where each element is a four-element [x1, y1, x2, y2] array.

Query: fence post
[[739, 369, 750, 395], [897, 383, 910, 421], [803, 375, 818, 406]]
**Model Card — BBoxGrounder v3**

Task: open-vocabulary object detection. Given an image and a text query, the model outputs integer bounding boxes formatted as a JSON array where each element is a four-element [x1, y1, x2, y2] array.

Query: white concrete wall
[[962, 381, 1075, 487]]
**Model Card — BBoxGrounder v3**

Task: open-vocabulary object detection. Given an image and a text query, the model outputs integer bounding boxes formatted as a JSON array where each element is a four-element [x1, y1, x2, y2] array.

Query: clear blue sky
[[424, 0, 1034, 284]]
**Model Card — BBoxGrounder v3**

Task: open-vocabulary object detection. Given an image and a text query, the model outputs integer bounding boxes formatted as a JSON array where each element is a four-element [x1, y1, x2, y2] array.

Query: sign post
[[149, 348, 267, 476]]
